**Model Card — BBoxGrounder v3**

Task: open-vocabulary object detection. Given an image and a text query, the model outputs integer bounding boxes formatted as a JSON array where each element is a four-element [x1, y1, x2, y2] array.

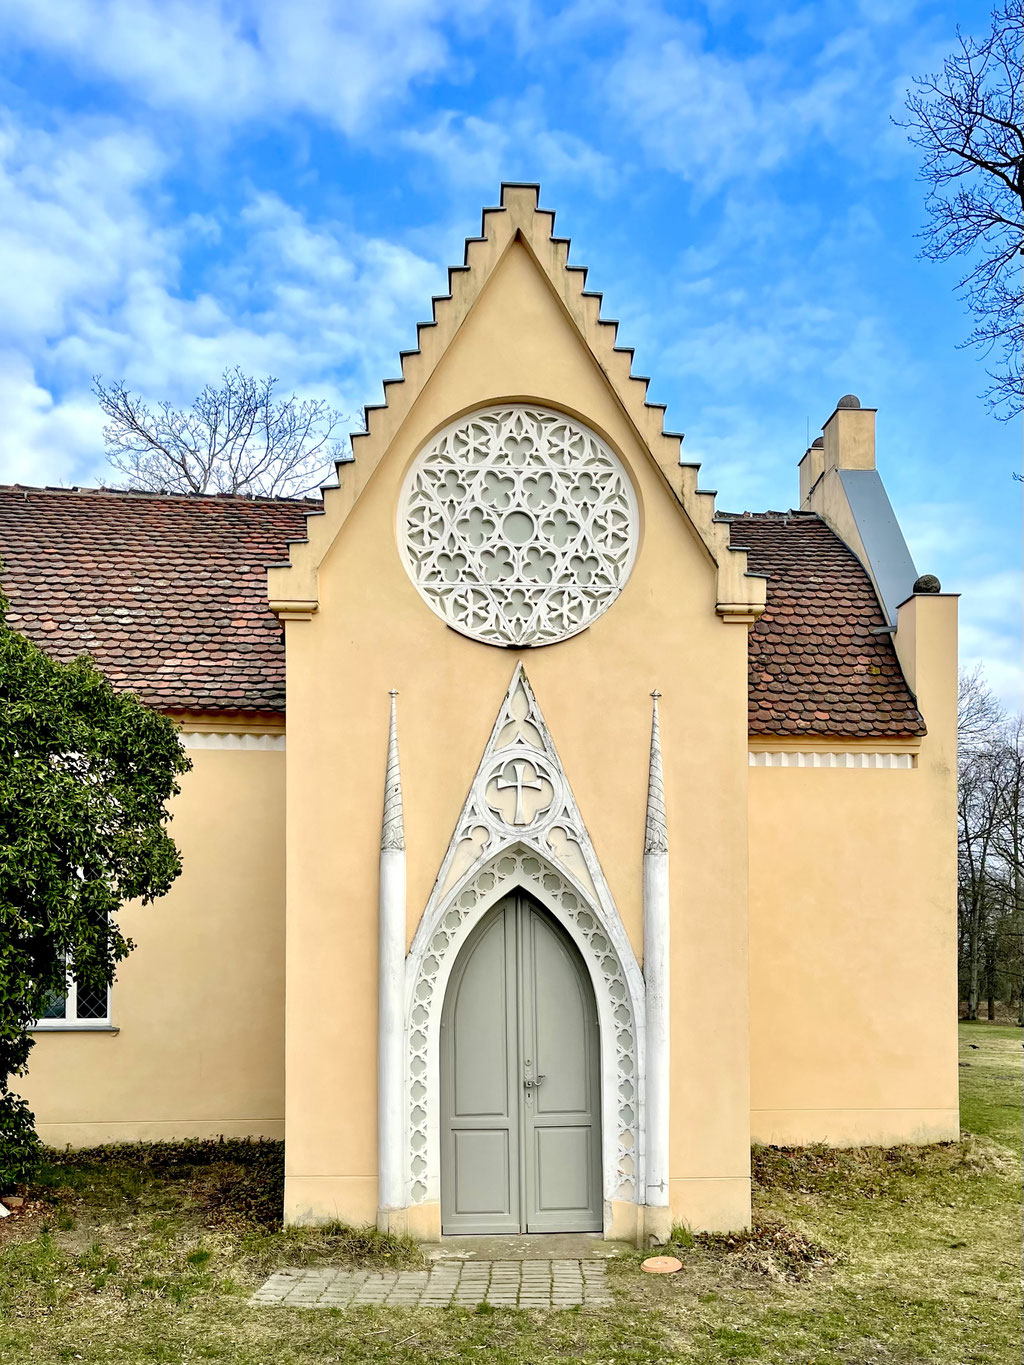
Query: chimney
[[822, 394, 876, 472], [799, 393, 919, 625], [798, 436, 825, 504]]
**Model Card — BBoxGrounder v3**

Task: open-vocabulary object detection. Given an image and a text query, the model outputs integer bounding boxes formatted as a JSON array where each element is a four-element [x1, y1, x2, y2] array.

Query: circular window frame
[[397, 404, 640, 647]]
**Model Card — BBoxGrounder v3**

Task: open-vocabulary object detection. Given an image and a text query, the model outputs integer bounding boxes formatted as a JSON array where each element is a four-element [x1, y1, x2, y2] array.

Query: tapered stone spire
[[643, 688, 671, 1236], [381, 690, 405, 852], [378, 689, 406, 1224], [644, 690, 668, 855]]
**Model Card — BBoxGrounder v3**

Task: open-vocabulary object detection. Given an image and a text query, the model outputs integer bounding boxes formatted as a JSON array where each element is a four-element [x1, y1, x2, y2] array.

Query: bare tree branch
[[895, 1, 1023, 420], [93, 368, 349, 498], [957, 666, 1024, 1021], [958, 663, 1007, 751]]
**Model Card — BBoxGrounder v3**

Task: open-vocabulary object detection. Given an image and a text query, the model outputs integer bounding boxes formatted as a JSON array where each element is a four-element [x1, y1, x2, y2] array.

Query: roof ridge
[[0, 483, 322, 508], [716, 509, 821, 522]]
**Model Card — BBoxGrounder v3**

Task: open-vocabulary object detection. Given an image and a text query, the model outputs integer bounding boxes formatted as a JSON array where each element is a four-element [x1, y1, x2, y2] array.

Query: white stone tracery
[[399, 406, 639, 646], [403, 665, 646, 1213]]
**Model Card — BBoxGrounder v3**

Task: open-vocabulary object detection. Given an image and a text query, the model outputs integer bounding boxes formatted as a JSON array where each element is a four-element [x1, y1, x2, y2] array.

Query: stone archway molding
[[405, 845, 644, 1213], [402, 665, 646, 1219]]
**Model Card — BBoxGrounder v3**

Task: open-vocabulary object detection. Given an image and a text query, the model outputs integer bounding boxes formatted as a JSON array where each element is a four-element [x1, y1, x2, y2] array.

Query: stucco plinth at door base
[[284, 1177, 379, 1229], [375, 1201, 677, 1247], [670, 1177, 752, 1235], [290, 1192, 747, 1244]]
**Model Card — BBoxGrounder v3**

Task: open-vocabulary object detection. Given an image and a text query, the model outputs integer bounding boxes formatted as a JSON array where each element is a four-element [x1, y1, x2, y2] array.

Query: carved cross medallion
[[494, 759, 544, 825]]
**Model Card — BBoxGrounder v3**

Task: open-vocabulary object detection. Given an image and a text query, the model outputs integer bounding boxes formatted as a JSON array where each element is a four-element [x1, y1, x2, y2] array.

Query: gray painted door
[[440, 893, 601, 1234]]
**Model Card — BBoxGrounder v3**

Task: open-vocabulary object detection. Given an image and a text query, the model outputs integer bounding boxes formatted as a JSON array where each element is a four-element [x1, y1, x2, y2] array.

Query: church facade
[[5, 186, 959, 1242]]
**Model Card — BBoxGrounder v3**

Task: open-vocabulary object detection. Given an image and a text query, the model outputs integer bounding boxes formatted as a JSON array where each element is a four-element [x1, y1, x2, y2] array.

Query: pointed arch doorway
[[439, 891, 602, 1234]]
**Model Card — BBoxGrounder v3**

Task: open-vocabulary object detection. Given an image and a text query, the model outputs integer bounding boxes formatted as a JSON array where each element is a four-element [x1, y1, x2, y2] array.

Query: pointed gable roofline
[[267, 183, 765, 626]]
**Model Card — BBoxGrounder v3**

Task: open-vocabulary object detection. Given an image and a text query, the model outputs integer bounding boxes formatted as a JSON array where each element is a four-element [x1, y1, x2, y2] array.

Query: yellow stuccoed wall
[[20, 746, 286, 1145], [281, 239, 753, 1236], [748, 593, 960, 1145]]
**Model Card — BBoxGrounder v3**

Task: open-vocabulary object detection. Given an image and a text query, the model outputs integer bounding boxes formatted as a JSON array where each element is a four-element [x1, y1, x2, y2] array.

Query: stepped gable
[[0, 484, 311, 713], [725, 510, 925, 738], [265, 183, 766, 629]]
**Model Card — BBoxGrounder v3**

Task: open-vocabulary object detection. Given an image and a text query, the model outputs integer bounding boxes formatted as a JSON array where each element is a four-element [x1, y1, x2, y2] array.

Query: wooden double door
[[440, 893, 602, 1234]]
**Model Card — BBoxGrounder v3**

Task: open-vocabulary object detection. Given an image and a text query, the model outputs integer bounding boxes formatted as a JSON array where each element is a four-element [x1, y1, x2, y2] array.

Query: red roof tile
[[0, 487, 925, 736], [726, 511, 925, 737], [0, 485, 313, 713]]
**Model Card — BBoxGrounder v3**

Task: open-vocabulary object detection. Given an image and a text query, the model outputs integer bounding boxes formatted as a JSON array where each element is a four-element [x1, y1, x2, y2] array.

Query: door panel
[[451, 1130, 512, 1215], [535, 1127, 593, 1212], [440, 894, 601, 1235], [451, 914, 512, 1118], [441, 905, 519, 1232], [520, 905, 602, 1231], [528, 914, 591, 1115]]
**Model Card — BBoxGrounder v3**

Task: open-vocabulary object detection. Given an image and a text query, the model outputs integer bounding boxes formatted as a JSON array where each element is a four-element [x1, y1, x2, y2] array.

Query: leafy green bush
[[0, 592, 189, 1186], [0, 1091, 39, 1193]]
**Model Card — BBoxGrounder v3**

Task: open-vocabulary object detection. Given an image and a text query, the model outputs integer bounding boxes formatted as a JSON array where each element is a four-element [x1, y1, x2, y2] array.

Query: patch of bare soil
[[701, 1217, 838, 1283]]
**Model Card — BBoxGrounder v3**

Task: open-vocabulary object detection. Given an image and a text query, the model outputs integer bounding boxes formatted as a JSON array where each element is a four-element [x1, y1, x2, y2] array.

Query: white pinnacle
[[381, 689, 405, 852]]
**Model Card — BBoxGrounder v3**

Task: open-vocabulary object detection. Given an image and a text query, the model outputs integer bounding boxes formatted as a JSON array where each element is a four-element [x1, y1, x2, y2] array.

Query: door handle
[[523, 1075, 546, 1089]]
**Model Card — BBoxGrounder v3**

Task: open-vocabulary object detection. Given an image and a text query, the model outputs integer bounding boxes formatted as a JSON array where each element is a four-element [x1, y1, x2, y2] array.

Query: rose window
[[399, 406, 639, 646]]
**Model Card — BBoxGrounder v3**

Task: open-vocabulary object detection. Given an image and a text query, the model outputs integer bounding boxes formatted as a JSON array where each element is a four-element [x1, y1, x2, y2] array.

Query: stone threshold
[[423, 1232, 633, 1261]]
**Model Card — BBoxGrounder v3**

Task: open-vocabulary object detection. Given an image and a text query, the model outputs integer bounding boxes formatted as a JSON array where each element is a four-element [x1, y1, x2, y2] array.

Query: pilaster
[[377, 690, 407, 1223], [643, 691, 671, 1239]]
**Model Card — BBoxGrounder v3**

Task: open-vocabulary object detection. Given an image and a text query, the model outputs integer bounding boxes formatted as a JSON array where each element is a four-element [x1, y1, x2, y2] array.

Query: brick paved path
[[250, 1258, 612, 1309]]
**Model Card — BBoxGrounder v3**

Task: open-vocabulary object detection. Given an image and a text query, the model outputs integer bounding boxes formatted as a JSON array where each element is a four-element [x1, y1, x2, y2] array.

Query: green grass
[[958, 1022, 1024, 1147], [1, 1023, 1020, 1364]]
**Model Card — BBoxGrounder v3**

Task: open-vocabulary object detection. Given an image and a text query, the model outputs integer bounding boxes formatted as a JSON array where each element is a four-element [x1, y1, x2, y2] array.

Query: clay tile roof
[[726, 511, 925, 738], [0, 488, 925, 736], [0, 485, 314, 714]]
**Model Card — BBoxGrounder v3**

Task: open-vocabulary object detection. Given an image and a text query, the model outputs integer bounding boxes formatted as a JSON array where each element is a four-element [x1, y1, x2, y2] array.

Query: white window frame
[[32, 965, 114, 1031]]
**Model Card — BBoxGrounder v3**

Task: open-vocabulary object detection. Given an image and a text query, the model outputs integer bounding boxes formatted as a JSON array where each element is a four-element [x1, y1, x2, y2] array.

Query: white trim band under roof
[[749, 751, 915, 769]]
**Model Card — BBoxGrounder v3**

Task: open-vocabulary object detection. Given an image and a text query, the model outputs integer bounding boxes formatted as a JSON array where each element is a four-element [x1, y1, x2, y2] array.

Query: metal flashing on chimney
[[837, 468, 918, 627]]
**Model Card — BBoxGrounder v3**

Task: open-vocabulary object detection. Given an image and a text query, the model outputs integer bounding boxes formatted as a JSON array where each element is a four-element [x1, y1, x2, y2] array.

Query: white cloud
[[607, 23, 776, 193], [0, 117, 171, 342], [957, 568, 1024, 713], [0, 115, 172, 485], [900, 501, 978, 568], [656, 271, 895, 411], [676, 405, 798, 512], [402, 100, 619, 193], [0, 113, 445, 487], [0, 358, 106, 487], [0, 0, 500, 134], [901, 502, 1022, 713], [602, 3, 922, 193]]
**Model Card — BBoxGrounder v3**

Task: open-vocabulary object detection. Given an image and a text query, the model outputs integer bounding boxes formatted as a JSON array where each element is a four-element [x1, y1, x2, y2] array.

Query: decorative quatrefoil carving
[[399, 406, 640, 646]]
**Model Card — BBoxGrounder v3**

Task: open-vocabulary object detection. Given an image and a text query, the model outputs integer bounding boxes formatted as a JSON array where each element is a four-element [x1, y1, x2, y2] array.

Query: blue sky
[[0, 0, 1019, 703]]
